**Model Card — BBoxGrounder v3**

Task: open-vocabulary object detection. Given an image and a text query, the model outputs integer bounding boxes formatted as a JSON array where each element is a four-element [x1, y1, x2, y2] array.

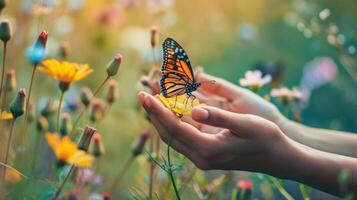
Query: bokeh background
[[1, 0, 356, 199]]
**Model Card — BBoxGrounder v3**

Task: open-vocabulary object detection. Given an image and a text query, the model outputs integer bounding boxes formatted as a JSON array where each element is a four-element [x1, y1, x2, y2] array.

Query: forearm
[[273, 138, 357, 197], [277, 116, 357, 158]]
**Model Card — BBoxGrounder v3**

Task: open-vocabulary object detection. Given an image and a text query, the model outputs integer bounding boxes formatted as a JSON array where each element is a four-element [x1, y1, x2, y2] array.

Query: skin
[[137, 72, 357, 197]]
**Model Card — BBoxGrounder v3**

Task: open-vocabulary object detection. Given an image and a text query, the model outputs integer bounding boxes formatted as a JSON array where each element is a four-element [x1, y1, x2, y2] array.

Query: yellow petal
[[0, 111, 13, 121], [68, 150, 94, 168], [156, 93, 203, 117], [45, 132, 60, 153], [56, 136, 78, 161], [5, 168, 22, 183]]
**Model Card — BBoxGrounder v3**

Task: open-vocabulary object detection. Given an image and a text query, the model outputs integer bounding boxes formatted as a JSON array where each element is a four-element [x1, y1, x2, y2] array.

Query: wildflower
[[150, 26, 158, 47], [37, 59, 93, 92], [270, 87, 293, 106], [106, 80, 118, 104], [4, 69, 16, 92], [78, 126, 96, 152], [90, 98, 105, 122], [239, 70, 271, 92], [156, 93, 202, 117], [26, 44, 46, 65], [75, 168, 102, 186], [235, 180, 252, 200], [10, 88, 26, 118], [36, 115, 48, 132], [0, 0, 5, 13], [132, 131, 150, 157], [60, 113, 72, 136], [319, 8, 330, 20], [0, 20, 11, 42], [106, 54, 123, 77], [92, 133, 105, 157], [45, 132, 93, 168], [5, 168, 22, 183], [0, 110, 12, 120], [35, 31, 48, 48], [80, 86, 93, 107]]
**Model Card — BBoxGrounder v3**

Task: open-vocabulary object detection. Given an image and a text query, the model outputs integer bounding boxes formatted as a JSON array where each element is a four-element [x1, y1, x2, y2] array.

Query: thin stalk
[[268, 177, 294, 200], [107, 156, 134, 194], [52, 165, 75, 200], [148, 137, 155, 199], [56, 91, 65, 133], [0, 42, 7, 104], [70, 76, 110, 136], [167, 135, 181, 200], [21, 64, 37, 148], [23, 64, 37, 125], [1, 118, 16, 180]]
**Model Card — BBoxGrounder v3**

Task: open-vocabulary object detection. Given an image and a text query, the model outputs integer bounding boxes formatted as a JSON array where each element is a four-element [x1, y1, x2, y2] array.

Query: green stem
[[167, 135, 181, 200], [268, 177, 294, 200], [69, 76, 110, 136], [1, 118, 15, 181], [52, 165, 74, 200], [56, 91, 65, 133], [0, 42, 7, 105], [107, 156, 134, 194]]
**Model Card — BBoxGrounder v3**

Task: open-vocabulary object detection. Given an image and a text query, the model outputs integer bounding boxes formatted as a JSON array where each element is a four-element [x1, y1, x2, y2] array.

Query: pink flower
[[271, 87, 307, 107], [236, 180, 253, 190], [240, 70, 271, 92]]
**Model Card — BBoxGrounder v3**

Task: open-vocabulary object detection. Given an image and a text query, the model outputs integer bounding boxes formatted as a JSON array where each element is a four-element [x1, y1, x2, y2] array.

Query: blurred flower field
[[0, 0, 356, 199]]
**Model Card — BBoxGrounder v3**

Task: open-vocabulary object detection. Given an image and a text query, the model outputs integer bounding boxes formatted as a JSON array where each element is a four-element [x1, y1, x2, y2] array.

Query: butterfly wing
[[161, 38, 195, 97]]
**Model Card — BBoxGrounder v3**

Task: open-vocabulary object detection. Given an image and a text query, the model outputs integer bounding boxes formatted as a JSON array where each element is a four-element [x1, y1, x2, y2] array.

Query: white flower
[[271, 87, 305, 101], [239, 70, 271, 89]]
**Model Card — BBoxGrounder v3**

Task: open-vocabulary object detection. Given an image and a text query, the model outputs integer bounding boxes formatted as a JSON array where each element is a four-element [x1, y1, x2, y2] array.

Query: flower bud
[[40, 99, 56, 117], [150, 26, 158, 48], [92, 133, 105, 157], [102, 192, 111, 200], [106, 80, 118, 104], [35, 31, 48, 48], [78, 126, 96, 152], [89, 98, 105, 122], [59, 42, 70, 59], [235, 180, 252, 200], [10, 88, 26, 118], [106, 54, 122, 77], [60, 113, 72, 136], [80, 86, 93, 107], [0, 0, 6, 13], [4, 69, 16, 92], [132, 130, 150, 157], [0, 21, 11, 43], [26, 44, 46, 65], [36, 115, 48, 132]]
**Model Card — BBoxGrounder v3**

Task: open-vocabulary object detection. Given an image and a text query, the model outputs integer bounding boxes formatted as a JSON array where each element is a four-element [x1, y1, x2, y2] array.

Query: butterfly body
[[160, 38, 200, 100]]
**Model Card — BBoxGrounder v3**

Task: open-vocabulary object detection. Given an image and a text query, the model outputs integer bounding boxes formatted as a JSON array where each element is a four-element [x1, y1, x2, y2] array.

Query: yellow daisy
[[45, 133, 93, 168], [0, 110, 13, 121], [37, 59, 93, 91], [156, 93, 203, 117]]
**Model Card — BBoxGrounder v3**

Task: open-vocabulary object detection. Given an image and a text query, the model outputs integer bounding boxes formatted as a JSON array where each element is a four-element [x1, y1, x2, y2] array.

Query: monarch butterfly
[[160, 38, 201, 104]]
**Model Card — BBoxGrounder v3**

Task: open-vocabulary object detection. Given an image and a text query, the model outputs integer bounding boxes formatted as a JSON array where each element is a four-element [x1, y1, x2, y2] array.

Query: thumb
[[191, 106, 257, 138]]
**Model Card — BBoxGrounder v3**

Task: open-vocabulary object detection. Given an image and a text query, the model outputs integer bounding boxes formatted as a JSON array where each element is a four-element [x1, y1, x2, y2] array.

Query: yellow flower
[[0, 110, 13, 121], [37, 59, 93, 90], [156, 93, 203, 117], [5, 168, 22, 183], [45, 133, 93, 168]]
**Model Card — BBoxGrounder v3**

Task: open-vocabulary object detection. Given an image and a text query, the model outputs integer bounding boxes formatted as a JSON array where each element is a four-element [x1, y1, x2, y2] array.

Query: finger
[[138, 91, 216, 147], [197, 73, 245, 101], [182, 116, 223, 134], [191, 106, 258, 138], [148, 115, 198, 161]]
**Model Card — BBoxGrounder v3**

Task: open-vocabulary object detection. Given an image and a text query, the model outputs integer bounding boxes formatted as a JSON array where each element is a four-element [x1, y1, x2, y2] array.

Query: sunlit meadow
[[0, 0, 356, 199]]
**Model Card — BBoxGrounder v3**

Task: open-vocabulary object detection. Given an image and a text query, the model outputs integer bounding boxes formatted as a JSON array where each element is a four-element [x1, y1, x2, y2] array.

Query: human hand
[[137, 91, 290, 173], [195, 72, 283, 124]]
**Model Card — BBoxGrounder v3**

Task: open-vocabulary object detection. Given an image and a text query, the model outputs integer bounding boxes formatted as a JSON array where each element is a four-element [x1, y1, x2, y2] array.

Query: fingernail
[[138, 92, 151, 112], [192, 107, 209, 121]]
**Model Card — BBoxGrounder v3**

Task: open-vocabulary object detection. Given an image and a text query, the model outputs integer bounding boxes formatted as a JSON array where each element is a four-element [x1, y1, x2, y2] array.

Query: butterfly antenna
[[201, 80, 216, 85]]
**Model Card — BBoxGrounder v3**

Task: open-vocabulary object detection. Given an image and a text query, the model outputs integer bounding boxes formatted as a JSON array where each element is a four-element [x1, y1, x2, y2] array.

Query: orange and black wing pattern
[[160, 38, 197, 97]]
